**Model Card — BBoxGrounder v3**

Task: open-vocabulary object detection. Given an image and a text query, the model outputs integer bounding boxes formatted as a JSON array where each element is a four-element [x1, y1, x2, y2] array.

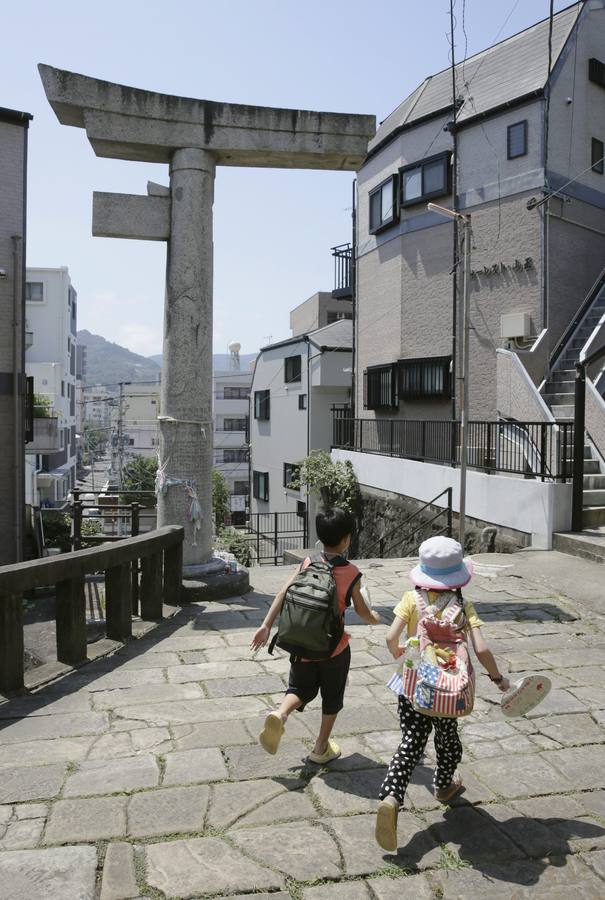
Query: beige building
[[355, 3, 605, 422]]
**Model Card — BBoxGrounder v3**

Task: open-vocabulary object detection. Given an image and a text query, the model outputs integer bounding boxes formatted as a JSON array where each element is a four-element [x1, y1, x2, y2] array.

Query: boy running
[[251, 507, 380, 764]]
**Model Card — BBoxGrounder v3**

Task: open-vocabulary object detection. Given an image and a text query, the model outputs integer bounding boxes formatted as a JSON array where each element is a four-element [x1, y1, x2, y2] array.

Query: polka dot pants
[[379, 696, 463, 806]]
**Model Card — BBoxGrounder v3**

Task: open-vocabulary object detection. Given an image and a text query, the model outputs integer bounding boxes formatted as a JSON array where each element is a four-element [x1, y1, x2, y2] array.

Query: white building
[[110, 382, 160, 472], [25, 267, 78, 506], [249, 319, 352, 545], [213, 343, 252, 526]]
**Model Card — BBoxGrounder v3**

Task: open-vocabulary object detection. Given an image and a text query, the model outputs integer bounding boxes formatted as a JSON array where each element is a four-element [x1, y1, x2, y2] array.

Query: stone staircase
[[542, 281, 605, 528]]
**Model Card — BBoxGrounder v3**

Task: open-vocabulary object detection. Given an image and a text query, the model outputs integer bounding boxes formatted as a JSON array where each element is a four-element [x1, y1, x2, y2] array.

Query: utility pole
[[428, 202, 472, 548], [117, 382, 125, 490]]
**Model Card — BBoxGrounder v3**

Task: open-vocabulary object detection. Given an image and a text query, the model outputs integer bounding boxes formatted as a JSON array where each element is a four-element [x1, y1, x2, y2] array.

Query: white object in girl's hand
[[501, 674, 551, 718], [360, 585, 372, 610]]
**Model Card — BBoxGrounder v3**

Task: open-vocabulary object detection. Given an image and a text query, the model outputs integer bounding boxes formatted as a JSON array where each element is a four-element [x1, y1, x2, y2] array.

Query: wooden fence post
[[140, 553, 163, 620], [56, 576, 87, 665], [105, 564, 132, 641], [163, 541, 183, 605], [0, 592, 24, 692]]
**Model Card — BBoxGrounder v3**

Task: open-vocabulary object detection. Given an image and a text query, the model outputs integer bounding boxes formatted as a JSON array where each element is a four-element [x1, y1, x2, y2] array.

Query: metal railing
[[331, 242, 352, 298], [333, 412, 573, 482], [550, 265, 605, 370], [363, 488, 453, 559], [0, 526, 184, 693], [239, 512, 308, 565]]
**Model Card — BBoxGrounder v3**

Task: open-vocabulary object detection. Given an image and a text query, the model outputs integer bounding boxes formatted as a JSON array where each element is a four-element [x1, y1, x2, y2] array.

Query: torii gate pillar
[[38, 64, 375, 571]]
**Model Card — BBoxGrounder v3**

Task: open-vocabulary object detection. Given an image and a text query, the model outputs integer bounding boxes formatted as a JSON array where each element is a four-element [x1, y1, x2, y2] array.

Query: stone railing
[[0, 525, 184, 694]]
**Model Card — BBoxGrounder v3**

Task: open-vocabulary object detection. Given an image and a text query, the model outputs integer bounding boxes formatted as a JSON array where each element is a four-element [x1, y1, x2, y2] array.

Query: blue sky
[[2, 0, 570, 356]]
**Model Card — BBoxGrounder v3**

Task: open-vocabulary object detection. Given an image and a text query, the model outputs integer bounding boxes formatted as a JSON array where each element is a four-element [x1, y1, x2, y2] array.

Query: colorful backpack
[[268, 555, 343, 660], [393, 590, 475, 718]]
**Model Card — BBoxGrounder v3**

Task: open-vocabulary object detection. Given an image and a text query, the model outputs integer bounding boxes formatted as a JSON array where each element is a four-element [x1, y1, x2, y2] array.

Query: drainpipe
[[12, 234, 23, 561], [351, 180, 357, 418]]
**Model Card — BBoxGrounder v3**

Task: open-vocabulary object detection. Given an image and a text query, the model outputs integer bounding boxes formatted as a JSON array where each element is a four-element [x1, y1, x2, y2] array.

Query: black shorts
[[286, 644, 351, 715]]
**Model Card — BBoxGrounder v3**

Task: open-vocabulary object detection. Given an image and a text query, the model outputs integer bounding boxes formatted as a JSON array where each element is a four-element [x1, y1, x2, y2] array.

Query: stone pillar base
[[181, 564, 250, 602]]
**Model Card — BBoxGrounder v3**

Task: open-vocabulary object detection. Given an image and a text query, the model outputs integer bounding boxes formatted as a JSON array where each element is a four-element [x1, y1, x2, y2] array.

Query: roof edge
[[0, 106, 33, 126]]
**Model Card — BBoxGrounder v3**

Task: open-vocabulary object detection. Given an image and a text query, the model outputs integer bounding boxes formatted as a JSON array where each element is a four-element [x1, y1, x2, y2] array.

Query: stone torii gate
[[39, 64, 375, 573]]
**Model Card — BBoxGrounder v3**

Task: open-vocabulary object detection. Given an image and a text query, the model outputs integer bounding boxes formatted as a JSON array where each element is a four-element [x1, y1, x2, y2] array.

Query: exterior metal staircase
[[541, 274, 605, 528]]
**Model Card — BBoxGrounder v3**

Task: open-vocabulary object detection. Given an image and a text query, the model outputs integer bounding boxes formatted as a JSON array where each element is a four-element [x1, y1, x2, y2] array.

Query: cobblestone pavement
[[1, 550, 605, 898]]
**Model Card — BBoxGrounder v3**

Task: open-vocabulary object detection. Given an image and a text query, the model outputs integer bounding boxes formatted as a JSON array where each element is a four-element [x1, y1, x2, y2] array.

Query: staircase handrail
[[550, 265, 605, 371], [363, 487, 452, 558], [496, 421, 551, 478]]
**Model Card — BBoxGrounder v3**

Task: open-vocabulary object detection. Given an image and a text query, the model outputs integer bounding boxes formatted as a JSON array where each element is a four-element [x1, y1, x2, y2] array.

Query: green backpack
[[269, 556, 342, 660]]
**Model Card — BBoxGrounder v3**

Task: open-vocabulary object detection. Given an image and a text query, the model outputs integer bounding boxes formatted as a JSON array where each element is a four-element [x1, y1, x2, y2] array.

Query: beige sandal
[[308, 739, 341, 765], [435, 773, 464, 804], [259, 712, 285, 755], [375, 796, 399, 852]]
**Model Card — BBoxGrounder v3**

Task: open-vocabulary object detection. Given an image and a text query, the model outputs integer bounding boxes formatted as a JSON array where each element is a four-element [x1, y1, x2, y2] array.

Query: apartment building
[[0, 106, 31, 563], [25, 267, 78, 506], [355, 2, 605, 424], [110, 382, 160, 467], [250, 317, 352, 544], [330, 3, 605, 549], [213, 343, 251, 526]]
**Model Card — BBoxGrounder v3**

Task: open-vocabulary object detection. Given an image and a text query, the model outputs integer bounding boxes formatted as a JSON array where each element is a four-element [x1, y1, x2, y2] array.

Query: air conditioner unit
[[500, 312, 530, 339]]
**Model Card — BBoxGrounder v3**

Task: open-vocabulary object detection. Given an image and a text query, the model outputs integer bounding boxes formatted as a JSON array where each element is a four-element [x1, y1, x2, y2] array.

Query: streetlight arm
[[427, 202, 465, 221]]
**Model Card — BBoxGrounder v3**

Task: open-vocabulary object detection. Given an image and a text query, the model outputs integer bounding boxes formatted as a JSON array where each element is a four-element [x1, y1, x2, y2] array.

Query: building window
[[224, 448, 247, 463], [26, 282, 44, 303], [224, 386, 249, 399], [254, 390, 270, 420], [253, 470, 269, 501], [285, 355, 302, 384], [298, 394, 307, 410], [233, 480, 248, 495], [507, 121, 527, 159], [592, 138, 604, 174], [61, 381, 65, 397], [364, 364, 398, 410], [297, 500, 307, 519], [369, 175, 397, 233], [400, 153, 450, 207], [399, 355, 452, 399], [223, 417, 247, 431], [283, 462, 300, 490], [589, 57, 605, 89]]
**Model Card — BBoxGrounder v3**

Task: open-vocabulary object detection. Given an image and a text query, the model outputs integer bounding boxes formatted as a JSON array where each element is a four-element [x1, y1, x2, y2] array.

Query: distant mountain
[[149, 352, 258, 371], [78, 330, 161, 387]]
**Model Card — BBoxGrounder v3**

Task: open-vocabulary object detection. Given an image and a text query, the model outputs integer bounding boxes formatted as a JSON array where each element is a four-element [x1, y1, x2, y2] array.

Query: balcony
[[26, 416, 62, 454], [331, 243, 352, 300]]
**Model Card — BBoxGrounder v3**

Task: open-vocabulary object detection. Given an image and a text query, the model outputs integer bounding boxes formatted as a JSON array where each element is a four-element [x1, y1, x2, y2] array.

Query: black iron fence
[[240, 512, 308, 565], [333, 411, 574, 482], [331, 243, 352, 298]]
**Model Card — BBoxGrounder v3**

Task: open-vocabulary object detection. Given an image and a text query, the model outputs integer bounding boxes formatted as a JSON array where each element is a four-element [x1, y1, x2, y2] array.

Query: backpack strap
[[415, 589, 429, 616]]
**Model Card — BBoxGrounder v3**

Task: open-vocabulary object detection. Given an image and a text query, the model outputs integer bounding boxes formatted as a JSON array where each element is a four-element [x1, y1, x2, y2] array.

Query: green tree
[[212, 468, 230, 530], [121, 455, 157, 507], [292, 450, 360, 514]]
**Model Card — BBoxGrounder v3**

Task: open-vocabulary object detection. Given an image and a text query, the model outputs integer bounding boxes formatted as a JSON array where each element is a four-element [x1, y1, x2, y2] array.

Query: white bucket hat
[[410, 536, 473, 590]]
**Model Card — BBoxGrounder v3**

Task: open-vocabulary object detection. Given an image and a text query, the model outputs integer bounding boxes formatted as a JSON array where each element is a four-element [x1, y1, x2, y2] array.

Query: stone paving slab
[[171, 720, 253, 750], [225, 739, 310, 781], [231, 820, 341, 880], [163, 747, 228, 785], [92, 682, 204, 710], [144, 836, 284, 896], [0, 712, 108, 744], [127, 784, 209, 837], [0, 736, 94, 769], [207, 778, 291, 830], [44, 796, 127, 843], [62, 755, 159, 797], [0, 764, 65, 804], [0, 845, 97, 900], [100, 842, 139, 900], [165, 660, 262, 682], [114, 695, 264, 725], [204, 673, 285, 698]]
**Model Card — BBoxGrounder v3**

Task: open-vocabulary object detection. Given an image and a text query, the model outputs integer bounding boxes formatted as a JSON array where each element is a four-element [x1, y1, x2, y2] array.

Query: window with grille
[[283, 462, 301, 490], [592, 138, 604, 174], [224, 386, 249, 399], [254, 390, 270, 420], [363, 364, 398, 409], [223, 418, 247, 431], [224, 448, 248, 463], [253, 470, 269, 501], [507, 121, 527, 159], [400, 153, 450, 207], [369, 175, 397, 233], [399, 356, 452, 399], [298, 394, 307, 410], [285, 355, 302, 384]]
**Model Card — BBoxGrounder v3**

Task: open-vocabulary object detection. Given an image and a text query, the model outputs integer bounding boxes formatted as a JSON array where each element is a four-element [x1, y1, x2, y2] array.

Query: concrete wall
[[0, 118, 27, 563], [586, 378, 605, 461], [333, 448, 571, 549], [496, 349, 554, 422]]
